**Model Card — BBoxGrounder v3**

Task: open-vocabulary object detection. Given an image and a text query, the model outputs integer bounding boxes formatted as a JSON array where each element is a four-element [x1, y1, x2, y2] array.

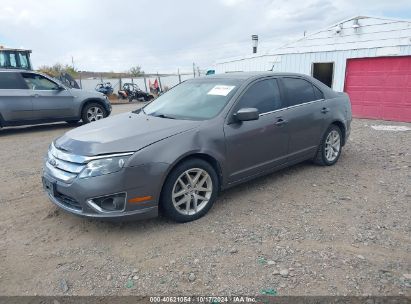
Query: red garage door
[[344, 56, 411, 122]]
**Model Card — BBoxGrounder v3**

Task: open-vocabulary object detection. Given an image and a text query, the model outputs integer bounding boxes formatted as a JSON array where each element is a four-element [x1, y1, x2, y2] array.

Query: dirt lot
[[0, 103, 410, 296]]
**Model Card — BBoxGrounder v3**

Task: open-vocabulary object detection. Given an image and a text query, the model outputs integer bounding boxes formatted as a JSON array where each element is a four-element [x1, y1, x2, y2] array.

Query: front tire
[[313, 125, 343, 166], [81, 103, 107, 123], [160, 158, 219, 222]]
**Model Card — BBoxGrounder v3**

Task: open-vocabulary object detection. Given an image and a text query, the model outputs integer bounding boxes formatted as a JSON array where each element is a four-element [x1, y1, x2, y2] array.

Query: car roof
[[190, 71, 338, 96], [194, 71, 312, 81]]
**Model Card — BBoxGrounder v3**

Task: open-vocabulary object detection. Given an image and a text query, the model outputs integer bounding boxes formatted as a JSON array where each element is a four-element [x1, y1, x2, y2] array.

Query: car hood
[[55, 112, 201, 156], [68, 88, 106, 99]]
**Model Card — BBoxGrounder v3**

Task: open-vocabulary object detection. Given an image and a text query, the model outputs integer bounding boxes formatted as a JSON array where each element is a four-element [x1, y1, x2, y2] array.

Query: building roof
[[216, 15, 411, 64]]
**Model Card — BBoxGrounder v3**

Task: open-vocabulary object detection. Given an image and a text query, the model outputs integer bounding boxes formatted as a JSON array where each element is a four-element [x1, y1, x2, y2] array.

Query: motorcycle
[[118, 83, 154, 102], [95, 82, 114, 96]]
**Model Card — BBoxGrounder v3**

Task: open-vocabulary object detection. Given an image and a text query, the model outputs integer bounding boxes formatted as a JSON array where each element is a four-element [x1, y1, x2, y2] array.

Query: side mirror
[[54, 85, 65, 91], [235, 108, 259, 122]]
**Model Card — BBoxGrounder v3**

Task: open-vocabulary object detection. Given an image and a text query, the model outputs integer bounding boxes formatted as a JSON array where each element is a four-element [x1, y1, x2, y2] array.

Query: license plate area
[[42, 177, 56, 197]]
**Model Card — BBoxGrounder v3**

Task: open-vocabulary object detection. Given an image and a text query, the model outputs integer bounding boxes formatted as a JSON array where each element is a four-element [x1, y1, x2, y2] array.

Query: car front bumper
[[42, 162, 168, 221], [46, 191, 158, 221]]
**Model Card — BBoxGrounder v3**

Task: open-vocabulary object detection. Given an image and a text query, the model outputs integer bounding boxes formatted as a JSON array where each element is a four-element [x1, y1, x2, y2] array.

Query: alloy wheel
[[86, 107, 104, 122], [172, 168, 213, 216], [324, 130, 341, 162]]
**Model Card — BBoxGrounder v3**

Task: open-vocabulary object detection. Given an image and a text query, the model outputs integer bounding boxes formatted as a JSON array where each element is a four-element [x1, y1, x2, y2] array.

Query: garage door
[[344, 56, 411, 122]]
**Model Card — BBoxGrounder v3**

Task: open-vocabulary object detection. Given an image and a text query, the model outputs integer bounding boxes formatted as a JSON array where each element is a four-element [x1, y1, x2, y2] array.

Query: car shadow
[[0, 122, 82, 137], [59, 160, 316, 233]]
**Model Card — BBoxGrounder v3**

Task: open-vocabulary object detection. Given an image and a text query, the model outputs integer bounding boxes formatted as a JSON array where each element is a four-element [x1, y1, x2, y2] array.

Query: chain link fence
[[76, 73, 196, 94]]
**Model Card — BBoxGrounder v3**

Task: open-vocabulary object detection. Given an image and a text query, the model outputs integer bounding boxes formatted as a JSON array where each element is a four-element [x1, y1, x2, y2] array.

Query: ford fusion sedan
[[0, 70, 111, 128], [42, 72, 352, 222]]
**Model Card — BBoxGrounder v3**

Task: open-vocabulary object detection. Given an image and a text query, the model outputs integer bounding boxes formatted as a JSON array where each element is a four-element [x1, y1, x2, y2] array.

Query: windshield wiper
[[132, 107, 146, 114], [153, 113, 176, 119]]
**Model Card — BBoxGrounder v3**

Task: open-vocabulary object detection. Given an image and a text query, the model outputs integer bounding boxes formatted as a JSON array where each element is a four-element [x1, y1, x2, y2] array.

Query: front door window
[[22, 73, 59, 90]]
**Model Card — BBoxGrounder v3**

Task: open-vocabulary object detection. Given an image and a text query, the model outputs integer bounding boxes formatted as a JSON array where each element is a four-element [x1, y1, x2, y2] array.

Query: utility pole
[[157, 72, 163, 92], [71, 56, 75, 70], [78, 71, 82, 89], [193, 63, 196, 78], [178, 68, 181, 83], [143, 76, 148, 92]]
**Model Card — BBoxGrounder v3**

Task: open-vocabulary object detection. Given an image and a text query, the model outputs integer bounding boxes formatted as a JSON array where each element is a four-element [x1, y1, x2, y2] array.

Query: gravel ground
[[0, 103, 410, 296]]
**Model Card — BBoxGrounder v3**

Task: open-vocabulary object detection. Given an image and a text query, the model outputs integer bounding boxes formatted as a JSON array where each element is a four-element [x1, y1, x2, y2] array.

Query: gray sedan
[[42, 72, 352, 222]]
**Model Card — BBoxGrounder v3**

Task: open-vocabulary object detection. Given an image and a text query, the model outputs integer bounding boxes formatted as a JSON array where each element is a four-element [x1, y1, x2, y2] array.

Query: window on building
[[312, 62, 334, 88]]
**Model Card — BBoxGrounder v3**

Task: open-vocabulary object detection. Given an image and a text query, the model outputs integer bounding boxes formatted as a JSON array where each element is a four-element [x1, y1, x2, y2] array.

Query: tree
[[38, 63, 78, 78], [129, 66, 144, 77]]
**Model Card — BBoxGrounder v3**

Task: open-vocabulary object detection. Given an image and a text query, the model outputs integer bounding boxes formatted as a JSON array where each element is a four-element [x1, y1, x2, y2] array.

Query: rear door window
[[313, 85, 324, 100], [281, 77, 317, 106], [235, 78, 283, 114], [0, 72, 28, 89]]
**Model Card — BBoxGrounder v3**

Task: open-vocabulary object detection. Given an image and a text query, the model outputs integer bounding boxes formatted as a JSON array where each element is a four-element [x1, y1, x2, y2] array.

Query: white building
[[215, 16, 411, 122]]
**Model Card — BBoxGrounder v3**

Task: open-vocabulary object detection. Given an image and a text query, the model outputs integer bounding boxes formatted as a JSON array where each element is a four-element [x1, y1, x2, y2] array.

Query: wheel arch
[[330, 120, 347, 146], [159, 152, 223, 202], [79, 98, 109, 117]]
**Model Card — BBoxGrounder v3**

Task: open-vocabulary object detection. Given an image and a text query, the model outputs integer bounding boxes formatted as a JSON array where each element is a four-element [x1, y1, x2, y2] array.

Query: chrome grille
[[45, 143, 86, 183], [44, 142, 134, 183]]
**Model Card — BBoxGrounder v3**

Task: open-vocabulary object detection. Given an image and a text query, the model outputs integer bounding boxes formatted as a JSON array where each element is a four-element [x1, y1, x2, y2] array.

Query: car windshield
[[143, 79, 242, 120]]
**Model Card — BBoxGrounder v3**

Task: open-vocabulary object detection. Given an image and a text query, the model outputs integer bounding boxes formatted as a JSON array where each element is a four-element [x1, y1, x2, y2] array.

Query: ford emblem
[[49, 158, 58, 167]]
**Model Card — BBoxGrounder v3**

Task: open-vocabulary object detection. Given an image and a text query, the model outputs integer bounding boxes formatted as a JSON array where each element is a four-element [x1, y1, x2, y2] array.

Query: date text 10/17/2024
[[150, 296, 257, 303]]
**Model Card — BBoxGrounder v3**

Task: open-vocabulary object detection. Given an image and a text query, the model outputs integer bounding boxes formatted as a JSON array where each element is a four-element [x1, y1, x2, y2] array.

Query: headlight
[[78, 155, 130, 179]]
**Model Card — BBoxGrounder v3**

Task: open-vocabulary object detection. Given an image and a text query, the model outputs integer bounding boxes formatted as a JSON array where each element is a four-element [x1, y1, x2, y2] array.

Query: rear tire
[[160, 158, 219, 222], [81, 103, 107, 124], [313, 124, 343, 166]]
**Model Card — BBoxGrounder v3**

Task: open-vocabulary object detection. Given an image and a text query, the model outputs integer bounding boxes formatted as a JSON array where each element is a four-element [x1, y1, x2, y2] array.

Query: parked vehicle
[[118, 83, 154, 102], [0, 46, 32, 70], [0, 70, 112, 127], [95, 82, 114, 96], [42, 72, 352, 222]]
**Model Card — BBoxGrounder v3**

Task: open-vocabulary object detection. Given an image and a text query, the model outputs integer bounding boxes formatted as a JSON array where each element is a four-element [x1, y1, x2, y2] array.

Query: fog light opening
[[89, 193, 126, 213]]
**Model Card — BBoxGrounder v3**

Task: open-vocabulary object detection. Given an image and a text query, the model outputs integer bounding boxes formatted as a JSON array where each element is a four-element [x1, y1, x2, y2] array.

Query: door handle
[[31, 94, 40, 98], [321, 107, 330, 114], [274, 117, 288, 126]]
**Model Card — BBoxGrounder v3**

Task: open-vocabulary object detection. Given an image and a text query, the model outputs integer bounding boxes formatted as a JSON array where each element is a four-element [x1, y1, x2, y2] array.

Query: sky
[[1, 0, 411, 73]]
